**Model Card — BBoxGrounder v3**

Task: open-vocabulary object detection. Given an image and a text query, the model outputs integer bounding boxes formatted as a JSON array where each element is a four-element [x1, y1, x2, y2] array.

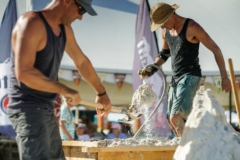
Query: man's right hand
[[63, 88, 81, 107], [138, 68, 153, 80]]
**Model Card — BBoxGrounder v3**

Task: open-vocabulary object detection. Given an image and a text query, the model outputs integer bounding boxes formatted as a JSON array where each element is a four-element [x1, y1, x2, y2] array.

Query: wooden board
[[98, 151, 175, 160], [82, 146, 177, 152], [63, 145, 97, 160], [62, 141, 177, 160]]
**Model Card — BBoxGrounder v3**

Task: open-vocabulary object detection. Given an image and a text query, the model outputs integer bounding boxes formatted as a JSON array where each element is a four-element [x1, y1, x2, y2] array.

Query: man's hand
[[138, 63, 159, 79], [221, 77, 231, 93], [63, 88, 81, 107], [95, 94, 111, 117], [138, 68, 152, 80]]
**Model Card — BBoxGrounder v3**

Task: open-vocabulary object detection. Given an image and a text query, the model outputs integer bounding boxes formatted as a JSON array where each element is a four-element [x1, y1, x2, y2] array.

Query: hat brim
[[81, 3, 97, 16], [150, 4, 180, 32], [150, 12, 173, 32], [151, 22, 164, 32]]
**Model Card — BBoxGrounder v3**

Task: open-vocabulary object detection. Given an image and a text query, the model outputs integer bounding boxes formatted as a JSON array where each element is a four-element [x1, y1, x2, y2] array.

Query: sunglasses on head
[[74, 0, 87, 15]]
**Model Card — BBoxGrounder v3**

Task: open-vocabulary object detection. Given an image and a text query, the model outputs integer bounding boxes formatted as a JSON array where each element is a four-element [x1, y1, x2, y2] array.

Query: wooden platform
[[62, 141, 177, 160]]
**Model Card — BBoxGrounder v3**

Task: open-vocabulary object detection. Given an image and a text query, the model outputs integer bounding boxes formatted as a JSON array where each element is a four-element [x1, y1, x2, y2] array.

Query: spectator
[[87, 124, 106, 140], [81, 115, 93, 129], [121, 123, 134, 137], [107, 123, 127, 139], [76, 123, 90, 141], [59, 97, 76, 141]]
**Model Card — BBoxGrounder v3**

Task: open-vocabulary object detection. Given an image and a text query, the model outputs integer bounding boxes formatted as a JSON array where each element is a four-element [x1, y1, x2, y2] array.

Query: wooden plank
[[63, 146, 98, 160], [62, 141, 102, 147], [98, 151, 175, 160], [82, 146, 177, 153], [228, 58, 240, 126]]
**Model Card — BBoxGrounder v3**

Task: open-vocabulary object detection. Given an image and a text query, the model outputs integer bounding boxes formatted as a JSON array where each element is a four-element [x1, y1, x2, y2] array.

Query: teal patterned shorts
[[166, 75, 201, 120]]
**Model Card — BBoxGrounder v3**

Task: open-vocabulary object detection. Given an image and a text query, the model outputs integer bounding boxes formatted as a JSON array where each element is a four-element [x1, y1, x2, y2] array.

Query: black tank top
[[7, 12, 66, 114], [165, 18, 201, 84]]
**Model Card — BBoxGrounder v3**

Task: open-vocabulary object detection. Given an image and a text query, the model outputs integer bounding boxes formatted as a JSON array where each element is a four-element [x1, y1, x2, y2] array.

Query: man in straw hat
[[139, 2, 231, 137], [7, 0, 111, 159]]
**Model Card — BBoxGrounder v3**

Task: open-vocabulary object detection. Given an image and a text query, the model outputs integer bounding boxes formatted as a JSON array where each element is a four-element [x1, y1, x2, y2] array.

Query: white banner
[[0, 61, 11, 121], [132, 0, 171, 138], [0, 60, 15, 136], [0, 0, 17, 136]]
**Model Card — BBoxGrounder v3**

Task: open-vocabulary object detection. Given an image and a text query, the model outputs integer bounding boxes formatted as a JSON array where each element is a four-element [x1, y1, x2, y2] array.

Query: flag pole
[[145, 0, 159, 53]]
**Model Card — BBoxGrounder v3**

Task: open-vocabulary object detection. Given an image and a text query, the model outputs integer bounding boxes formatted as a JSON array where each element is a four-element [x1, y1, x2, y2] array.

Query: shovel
[[78, 100, 144, 122]]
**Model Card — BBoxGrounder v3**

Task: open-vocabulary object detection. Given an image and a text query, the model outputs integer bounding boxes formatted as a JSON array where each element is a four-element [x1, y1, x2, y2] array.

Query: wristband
[[146, 63, 158, 77], [158, 49, 170, 62], [97, 91, 106, 97], [139, 63, 158, 77]]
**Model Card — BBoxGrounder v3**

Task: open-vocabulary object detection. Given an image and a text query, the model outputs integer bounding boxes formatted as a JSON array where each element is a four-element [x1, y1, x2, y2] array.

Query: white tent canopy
[[1, 0, 240, 77]]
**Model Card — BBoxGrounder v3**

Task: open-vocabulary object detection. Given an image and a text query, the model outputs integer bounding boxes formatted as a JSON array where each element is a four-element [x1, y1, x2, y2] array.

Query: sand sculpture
[[174, 87, 240, 160]]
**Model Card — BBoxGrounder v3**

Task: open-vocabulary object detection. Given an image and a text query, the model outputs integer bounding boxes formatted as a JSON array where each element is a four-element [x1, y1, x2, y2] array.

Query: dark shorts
[[166, 75, 201, 120], [9, 112, 65, 160]]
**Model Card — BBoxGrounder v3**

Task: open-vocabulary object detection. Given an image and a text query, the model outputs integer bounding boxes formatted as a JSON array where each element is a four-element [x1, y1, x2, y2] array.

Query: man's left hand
[[222, 77, 231, 93]]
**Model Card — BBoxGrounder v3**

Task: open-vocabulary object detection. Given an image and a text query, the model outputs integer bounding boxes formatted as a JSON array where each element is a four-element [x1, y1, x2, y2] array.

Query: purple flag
[[0, 0, 18, 136], [132, 0, 171, 138]]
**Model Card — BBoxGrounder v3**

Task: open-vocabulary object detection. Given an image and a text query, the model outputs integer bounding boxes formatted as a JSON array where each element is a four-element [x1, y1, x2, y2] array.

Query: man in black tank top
[[139, 3, 231, 137], [8, 0, 112, 159]]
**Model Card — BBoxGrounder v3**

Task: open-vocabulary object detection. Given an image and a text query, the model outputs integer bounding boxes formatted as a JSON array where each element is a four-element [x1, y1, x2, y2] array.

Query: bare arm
[[189, 21, 231, 92], [64, 25, 111, 116], [139, 29, 168, 79], [12, 13, 80, 102], [155, 29, 169, 66]]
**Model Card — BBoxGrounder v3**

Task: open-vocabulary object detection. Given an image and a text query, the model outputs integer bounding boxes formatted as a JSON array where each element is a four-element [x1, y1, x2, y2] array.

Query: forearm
[[213, 49, 228, 79], [154, 57, 165, 67], [16, 67, 71, 95], [213, 48, 231, 93], [76, 57, 105, 94]]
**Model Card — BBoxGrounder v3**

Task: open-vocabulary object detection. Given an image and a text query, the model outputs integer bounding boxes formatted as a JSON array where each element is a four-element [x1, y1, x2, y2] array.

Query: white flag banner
[[0, 0, 18, 136], [132, 0, 171, 138], [0, 60, 16, 136]]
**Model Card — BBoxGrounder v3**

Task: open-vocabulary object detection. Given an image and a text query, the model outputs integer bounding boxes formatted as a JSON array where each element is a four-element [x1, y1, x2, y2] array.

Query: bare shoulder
[[64, 25, 77, 43], [187, 19, 205, 34], [64, 25, 74, 37], [186, 19, 209, 43], [64, 25, 73, 32], [13, 11, 45, 39]]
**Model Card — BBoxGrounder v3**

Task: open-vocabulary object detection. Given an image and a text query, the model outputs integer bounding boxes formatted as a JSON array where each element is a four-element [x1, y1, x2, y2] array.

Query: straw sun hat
[[150, 3, 180, 32]]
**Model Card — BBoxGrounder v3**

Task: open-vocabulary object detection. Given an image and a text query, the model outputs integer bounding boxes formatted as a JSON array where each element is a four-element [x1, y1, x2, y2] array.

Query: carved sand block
[[62, 140, 177, 160]]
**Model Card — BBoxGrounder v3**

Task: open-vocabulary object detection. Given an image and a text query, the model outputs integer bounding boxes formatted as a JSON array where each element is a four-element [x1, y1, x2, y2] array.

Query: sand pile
[[174, 87, 240, 160]]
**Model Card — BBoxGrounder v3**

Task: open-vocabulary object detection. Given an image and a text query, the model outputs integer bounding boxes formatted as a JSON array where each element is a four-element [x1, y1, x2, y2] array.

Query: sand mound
[[97, 137, 180, 147], [174, 87, 240, 160]]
